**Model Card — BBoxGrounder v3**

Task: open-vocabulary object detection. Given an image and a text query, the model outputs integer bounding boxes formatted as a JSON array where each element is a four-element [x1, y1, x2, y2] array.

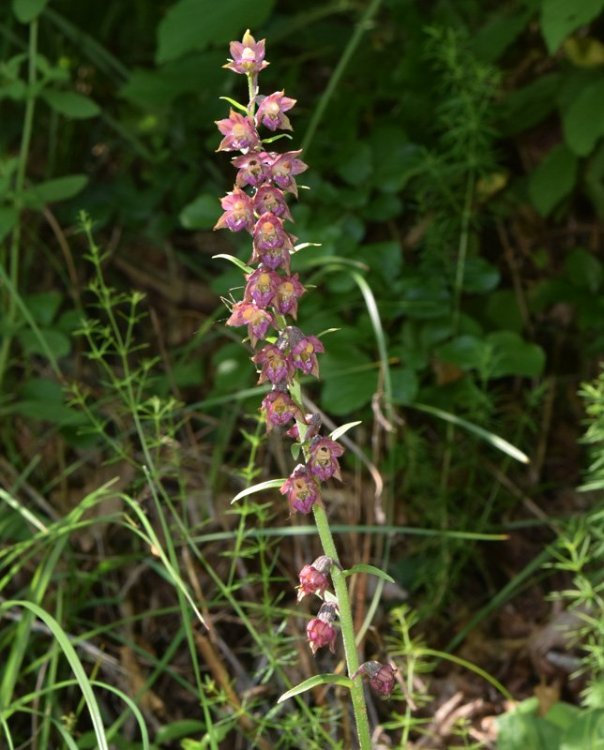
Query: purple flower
[[253, 185, 292, 221], [214, 188, 254, 232], [215, 111, 260, 153], [289, 331, 324, 378], [256, 91, 296, 131], [306, 602, 338, 654], [269, 150, 308, 196], [233, 152, 271, 188], [308, 437, 344, 482], [272, 274, 305, 318], [260, 390, 300, 431], [244, 267, 280, 308], [224, 30, 269, 76], [226, 301, 273, 347], [297, 556, 333, 602], [251, 213, 295, 271], [353, 662, 397, 698], [253, 344, 293, 385], [280, 464, 320, 514], [285, 413, 322, 441]]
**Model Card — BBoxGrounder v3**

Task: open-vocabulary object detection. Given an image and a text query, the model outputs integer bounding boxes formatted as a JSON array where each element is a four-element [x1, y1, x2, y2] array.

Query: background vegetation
[[1, 0, 604, 747]]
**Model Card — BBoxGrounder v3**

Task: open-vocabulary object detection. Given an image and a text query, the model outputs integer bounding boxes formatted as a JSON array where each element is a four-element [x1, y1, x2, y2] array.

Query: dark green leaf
[[337, 142, 372, 186], [565, 248, 603, 291], [391, 367, 418, 405], [18, 329, 71, 359], [181, 194, 219, 229], [0, 207, 18, 243], [41, 90, 100, 119], [22, 175, 88, 208], [541, 0, 604, 53], [12, 0, 48, 23], [486, 331, 545, 378], [462, 257, 500, 293], [157, 0, 275, 63], [528, 144, 577, 216], [22, 291, 61, 325], [437, 335, 486, 371], [562, 79, 604, 156]]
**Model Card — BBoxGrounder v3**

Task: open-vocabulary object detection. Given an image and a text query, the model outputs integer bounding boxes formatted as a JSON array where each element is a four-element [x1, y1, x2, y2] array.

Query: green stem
[[312, 504, 372, 750], [0, 19, 38, 390], [301, 0, 383, 154]]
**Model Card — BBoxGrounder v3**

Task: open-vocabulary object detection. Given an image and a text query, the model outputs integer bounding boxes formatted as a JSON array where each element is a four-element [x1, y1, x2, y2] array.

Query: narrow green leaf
[[277, 674, 353, 703], [12, 0, 48, 23], [330, 421, 362, 441], [412, 402, 530, 464], [343, 563, 394, 583], [212, 254, 254, 275], [231, 478, 285, 504], [0, 600, 109, 750], [41, 90, 100, 119], [218, 96, 248, 114]]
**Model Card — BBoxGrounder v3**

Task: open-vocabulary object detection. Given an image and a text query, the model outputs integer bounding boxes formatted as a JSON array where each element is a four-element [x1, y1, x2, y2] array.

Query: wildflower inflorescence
[[215, 30, 395, 711]]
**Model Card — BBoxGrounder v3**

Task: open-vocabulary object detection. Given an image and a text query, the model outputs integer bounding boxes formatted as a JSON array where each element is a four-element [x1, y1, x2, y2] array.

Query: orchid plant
[[214, 31, 396, 748]]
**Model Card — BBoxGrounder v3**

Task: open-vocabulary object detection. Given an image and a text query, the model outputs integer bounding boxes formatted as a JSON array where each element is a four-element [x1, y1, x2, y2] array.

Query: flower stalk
[[214, 30, 393, 748]]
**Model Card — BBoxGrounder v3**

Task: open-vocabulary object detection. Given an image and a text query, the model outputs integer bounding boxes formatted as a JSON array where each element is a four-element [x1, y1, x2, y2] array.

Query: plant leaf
[[277, 674, 352, 703], [22, 175, 88, 208], [12, 0, 48, 23], [412, 402, 530, 464], [42, 90, 100, 119], [562, 78, 604, 156], [231, 478, 285, 504], [330, 421, 362, 441], [528, 143, 577, 216], [343, 563, 395, 583], [156, 0, 275, 63], [218, 96, 248, 114], [181, 194, 219, 229], [541, 0, 604, 54], [212, 254, 253, 275]]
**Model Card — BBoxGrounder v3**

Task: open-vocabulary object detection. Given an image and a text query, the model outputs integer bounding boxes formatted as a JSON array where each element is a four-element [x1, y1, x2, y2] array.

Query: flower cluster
[[215, 31, 344, 516], [216, 31, 396, 701]]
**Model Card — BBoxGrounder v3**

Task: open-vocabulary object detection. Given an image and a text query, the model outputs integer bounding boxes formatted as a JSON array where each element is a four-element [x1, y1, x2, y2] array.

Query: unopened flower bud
[[353, 661, 397, 698], [297, 556, 333, 602]]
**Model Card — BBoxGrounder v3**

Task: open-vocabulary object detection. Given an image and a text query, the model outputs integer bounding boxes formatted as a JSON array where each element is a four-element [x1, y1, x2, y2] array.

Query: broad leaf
[[157, 0, 275, 63], [181, 194, 219, 230], [22, 175, 88, 208], [12, 0, 48, 23], [541, 0, 604, 53], [42, 90, 100, 119], [528, 144, 577, 216], [562, 78, 604, 156]]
